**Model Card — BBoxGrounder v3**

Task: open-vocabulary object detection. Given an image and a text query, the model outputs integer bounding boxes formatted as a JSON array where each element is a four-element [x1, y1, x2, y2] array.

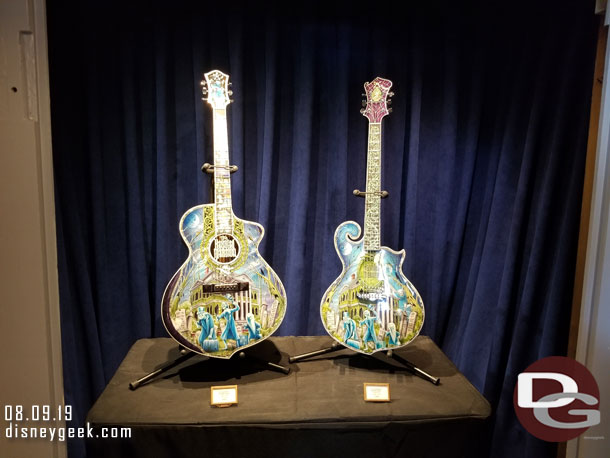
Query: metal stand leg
[[386, 350, 440, 385], [288, 342, 342, 363], [129, 344, 290, 390], [239, 351, 290, 374], [129, 350, 196, 390]]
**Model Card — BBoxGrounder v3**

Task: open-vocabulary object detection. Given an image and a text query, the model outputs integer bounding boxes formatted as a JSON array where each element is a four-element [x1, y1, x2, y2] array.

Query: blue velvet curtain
[[48, 1, 597, 457]]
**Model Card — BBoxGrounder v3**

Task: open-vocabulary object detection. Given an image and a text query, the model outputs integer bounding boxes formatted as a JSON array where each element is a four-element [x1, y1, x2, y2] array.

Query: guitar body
[[320, 221, 424, 354], [162, 204, 286, 358]]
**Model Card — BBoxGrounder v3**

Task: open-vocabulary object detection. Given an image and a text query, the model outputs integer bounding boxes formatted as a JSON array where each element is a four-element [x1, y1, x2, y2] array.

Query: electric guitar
[[319, 77, 425, 355], [161, 70, 287, 358]]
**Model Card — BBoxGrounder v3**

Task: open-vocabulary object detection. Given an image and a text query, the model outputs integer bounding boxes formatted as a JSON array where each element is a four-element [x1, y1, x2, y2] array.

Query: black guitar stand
[[202, 161, 238, 195], [352, 189, 390, 198], [385, 348, 440, 385], [289, 343, 439, 385], [129, 347, 196, 390], [129, 345, 290, 390], [201, 162, 238, 174]]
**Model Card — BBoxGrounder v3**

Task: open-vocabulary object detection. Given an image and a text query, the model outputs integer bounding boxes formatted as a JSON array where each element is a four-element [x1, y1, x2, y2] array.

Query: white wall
[[0, 0, 65, 457], [568, 4, 610, 457]]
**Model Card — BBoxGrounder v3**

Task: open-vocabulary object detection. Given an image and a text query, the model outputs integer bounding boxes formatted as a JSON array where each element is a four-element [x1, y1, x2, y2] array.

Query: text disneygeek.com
[[4, 422, 132, 441], [4, 405, 130, 441]]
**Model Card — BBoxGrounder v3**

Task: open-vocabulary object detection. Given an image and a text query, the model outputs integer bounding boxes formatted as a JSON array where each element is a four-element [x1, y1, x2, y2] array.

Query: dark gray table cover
[[86, 336, 491, 458]]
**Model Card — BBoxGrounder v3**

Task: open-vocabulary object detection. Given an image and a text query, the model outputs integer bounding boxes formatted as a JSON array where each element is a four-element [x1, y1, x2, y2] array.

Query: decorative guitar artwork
[[161, 70, 287, 358], [319, 77, 425, 355]]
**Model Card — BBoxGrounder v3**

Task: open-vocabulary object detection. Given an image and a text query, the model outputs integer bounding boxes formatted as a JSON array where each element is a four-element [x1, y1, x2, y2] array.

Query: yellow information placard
[[210, 385, 238, 407], [363, 383, 390, 402]]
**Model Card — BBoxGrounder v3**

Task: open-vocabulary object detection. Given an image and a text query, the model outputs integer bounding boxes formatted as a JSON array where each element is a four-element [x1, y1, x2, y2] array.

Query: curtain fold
[[48, 1, 597, 457]]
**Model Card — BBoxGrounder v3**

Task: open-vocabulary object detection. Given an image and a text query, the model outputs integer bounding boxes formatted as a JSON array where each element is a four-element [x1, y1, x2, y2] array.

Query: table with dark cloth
[[86, 336, 491, 458]]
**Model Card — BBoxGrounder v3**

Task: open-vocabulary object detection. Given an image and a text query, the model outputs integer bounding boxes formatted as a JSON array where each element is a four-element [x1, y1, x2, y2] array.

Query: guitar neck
[[363, 122, 382, 251], [212, 108, 233, 234]]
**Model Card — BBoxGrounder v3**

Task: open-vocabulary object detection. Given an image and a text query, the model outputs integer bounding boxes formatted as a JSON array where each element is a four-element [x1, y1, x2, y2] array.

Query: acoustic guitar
[[161, 70, 287, 358], [319, 77, 425, 355]]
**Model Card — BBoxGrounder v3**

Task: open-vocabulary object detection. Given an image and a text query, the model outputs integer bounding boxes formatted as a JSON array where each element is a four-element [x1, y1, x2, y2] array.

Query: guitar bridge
[[201, 282, 250, 293]]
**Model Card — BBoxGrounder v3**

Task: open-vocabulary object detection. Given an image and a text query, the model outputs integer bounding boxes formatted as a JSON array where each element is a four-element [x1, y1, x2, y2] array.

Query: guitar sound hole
[[210, 234, 240, 264]]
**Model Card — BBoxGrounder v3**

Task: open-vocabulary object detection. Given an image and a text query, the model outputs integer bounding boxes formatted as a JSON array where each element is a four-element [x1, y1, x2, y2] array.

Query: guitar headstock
[[201, 70, 233, 109], [360, 77, 394, 123]]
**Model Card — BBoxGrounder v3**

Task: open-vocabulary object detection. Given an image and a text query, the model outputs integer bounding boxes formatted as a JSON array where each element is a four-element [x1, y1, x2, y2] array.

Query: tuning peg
[[388, 91, 395, 97], [200, 80, 206, 86], [230, 99, 235, 103], [361, 100, 366, 106], [387, 99, 392, 105], [228, 90, 233, 96], [360, 108, 365, 114], [229, 82, 233, 86], [388, 107, 393, 113]]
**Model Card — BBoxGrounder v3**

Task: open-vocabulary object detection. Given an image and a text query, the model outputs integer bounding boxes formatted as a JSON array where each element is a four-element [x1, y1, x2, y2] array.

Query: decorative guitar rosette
[[319, 77, 425, 355], [161, 70, 287, 358]]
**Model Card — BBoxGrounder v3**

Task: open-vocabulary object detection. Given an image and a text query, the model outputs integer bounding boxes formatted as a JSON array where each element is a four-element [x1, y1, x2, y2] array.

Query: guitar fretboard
[[363, 122, 381, 251], [213, 108, 233, 234]]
